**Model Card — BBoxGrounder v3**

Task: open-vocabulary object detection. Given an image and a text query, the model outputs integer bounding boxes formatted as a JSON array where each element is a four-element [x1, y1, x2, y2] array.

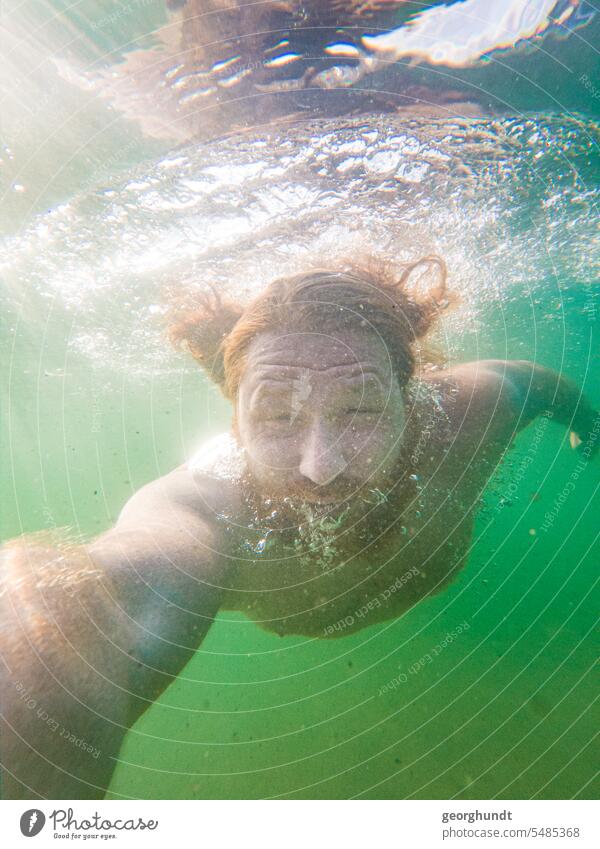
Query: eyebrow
[[247, 367, 387, 408], [250, 362, 387, 381]]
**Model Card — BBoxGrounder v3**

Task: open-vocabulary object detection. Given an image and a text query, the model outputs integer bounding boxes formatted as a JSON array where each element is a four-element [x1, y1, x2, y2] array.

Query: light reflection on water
[[72, 0, 596, 142], [0, 0, 597, 233], [1, 114, 597, 378]]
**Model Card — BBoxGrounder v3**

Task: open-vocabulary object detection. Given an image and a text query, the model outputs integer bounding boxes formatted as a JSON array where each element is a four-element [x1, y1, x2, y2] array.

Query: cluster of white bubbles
[[1, 113, 597, 384]]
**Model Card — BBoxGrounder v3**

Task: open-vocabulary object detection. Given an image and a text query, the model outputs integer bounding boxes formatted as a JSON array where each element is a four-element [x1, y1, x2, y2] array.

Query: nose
[[299, 419, 347, 487]]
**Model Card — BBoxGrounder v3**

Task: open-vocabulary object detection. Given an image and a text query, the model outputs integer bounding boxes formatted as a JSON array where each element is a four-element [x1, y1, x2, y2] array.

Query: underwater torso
[[185, 376, 493, 639]]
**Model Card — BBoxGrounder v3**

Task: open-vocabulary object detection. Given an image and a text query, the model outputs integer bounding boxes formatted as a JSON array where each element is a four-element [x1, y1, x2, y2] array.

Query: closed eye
[[263, 413, 295, 427]]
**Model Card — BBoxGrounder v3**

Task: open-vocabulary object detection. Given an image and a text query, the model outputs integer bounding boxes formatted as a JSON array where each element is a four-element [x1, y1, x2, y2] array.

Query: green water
[[105, 292, 600, 800], [1, 1, 599, 801], [3, 274, 597, 799]]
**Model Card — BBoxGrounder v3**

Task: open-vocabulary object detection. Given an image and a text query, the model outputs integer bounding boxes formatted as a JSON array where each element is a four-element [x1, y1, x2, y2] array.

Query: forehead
[[241, 329, 394, 385]]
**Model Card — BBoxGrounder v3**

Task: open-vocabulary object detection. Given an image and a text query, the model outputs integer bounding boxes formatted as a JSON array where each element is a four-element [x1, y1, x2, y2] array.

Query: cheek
[[343, 417, 403, 467], [346, 414, 400, 449]]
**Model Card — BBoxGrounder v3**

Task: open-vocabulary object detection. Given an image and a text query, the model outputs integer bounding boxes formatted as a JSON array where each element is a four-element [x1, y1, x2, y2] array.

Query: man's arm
[[484, 359, 599, 451], [446, 359, 599, 455], [0, 468, 232, 799]]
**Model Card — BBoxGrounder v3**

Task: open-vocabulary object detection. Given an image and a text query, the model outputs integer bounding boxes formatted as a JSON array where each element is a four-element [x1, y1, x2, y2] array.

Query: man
[[1, 258, 597, 799]]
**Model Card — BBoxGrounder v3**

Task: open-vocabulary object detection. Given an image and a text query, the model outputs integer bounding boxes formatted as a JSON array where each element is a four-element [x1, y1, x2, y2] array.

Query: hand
[[569, 407, 600, 459]]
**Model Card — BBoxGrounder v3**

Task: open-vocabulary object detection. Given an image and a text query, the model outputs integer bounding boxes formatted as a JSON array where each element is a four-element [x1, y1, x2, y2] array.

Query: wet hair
[[168, 256, 450, 399]]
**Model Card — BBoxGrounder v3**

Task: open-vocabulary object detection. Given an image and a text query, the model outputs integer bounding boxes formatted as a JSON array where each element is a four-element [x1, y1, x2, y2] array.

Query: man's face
[[236, 329, 407, 506]]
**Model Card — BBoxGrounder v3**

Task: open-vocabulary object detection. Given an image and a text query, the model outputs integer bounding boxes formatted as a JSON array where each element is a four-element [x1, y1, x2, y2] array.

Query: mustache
[[269, 478, 372, 506], [286, 470, 401, 503], [254, 482, 395, 518], [295, 482, 356, 503], [243, 459, 410, 520]]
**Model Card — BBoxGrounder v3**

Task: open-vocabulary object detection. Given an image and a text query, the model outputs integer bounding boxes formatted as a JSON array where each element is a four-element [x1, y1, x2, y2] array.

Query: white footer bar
[[0, 799, 597, 848]]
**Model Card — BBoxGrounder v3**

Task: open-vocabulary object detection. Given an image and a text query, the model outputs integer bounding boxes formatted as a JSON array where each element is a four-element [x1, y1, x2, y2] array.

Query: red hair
[[169, 256, 451, 399]]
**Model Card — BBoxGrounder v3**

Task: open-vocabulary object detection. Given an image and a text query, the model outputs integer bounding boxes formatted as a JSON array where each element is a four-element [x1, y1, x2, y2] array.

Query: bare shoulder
[[115, 464, 241, 531], [436, 360, 519, 410], [420, 360, 520, 445]]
